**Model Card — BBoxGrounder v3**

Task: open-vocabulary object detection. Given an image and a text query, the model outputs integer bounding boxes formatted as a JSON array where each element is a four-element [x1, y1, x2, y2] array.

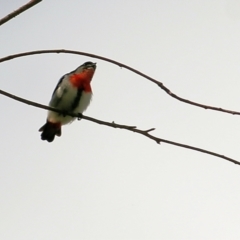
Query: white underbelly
[[47, 92, 92, 125]]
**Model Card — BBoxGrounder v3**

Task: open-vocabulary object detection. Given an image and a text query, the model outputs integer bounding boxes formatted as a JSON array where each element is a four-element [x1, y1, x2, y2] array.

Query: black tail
[[39, 121, 61, 142]]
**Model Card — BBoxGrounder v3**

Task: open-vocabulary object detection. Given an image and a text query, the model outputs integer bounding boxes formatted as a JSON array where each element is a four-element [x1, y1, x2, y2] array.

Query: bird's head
[[75, 61, 97, 74], [70, 62, 97, 87]]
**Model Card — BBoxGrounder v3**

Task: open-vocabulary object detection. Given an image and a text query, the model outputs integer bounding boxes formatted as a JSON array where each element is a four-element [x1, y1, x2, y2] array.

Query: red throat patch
[[69, 69, 94, 92]]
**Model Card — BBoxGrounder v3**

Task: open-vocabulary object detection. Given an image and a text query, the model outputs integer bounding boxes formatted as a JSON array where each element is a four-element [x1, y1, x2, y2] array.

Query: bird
[[39, 61, 97, 142]]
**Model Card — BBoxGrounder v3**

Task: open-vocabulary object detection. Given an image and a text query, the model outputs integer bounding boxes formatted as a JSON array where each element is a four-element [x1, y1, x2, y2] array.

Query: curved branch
[[0, 0, 42, 26], [0, 88, 239, 165], [0, 49, 239, 115]]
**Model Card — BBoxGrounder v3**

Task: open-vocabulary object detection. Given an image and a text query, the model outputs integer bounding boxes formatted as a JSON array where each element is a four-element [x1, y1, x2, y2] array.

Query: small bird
[[39, 61, 97, 142]]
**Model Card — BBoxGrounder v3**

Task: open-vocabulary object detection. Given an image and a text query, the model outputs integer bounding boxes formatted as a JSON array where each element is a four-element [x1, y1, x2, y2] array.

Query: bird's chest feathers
[[69, 73, 92, 92]]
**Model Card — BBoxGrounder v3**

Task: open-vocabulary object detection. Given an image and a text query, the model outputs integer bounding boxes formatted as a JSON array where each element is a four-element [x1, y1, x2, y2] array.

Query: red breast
[[69, 69, 94, 92]]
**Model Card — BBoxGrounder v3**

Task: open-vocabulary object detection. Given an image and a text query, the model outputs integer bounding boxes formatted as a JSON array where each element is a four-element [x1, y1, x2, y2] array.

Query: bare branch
[[0, 88, 239, 165], [0, 0, 42, 26], [145, 128, 155, 133], [0, 49, 239, 116]]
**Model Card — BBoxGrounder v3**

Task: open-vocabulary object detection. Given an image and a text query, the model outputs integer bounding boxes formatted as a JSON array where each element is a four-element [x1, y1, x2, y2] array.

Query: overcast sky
[[1, 0, 240, 239]]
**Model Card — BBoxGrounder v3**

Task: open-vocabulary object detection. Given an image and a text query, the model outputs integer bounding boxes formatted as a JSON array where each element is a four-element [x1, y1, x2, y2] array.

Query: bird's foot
[[61, 110, 68, 117], [77, 113, 83, 120]]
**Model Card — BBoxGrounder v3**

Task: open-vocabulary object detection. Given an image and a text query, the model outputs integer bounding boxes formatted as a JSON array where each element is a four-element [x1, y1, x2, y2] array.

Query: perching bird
[[39, 61, 97, 142]]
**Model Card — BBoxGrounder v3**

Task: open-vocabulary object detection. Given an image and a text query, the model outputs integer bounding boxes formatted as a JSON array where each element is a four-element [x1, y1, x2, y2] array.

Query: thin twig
[[0, 88, 239, 165], [0, 0, 42, 26], [0, 49, 239, 115]]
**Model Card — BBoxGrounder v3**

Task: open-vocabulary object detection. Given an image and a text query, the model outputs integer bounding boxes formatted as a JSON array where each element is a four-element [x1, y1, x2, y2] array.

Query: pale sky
[[1, 0, 240, 239]]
